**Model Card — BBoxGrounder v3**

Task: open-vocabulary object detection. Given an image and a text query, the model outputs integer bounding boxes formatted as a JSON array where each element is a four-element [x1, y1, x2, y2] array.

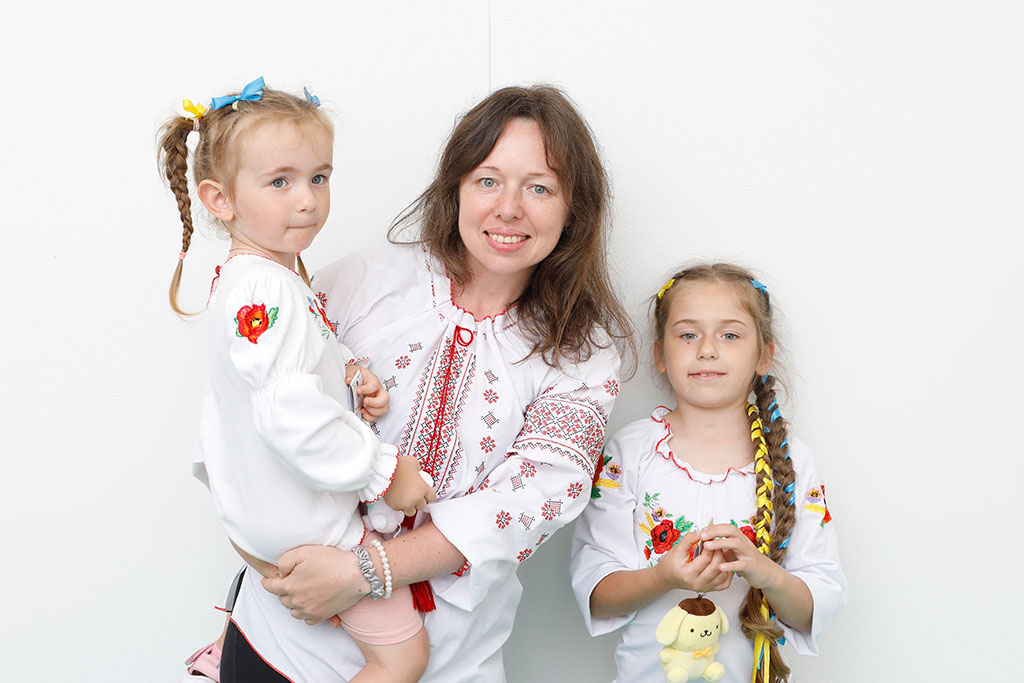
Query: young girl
[[159, 77, 435, 683], [571, 264, 846, 682]]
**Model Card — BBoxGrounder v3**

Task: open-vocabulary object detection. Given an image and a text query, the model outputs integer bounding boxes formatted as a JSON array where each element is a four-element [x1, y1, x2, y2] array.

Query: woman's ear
[[198, 179, 234, 223], [756, 343, 775, 376]]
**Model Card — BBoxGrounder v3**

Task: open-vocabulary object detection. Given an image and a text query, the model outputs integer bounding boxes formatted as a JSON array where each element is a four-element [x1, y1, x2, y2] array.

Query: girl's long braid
[[737, 377, 795, 683], [159, 118, 197, 315]]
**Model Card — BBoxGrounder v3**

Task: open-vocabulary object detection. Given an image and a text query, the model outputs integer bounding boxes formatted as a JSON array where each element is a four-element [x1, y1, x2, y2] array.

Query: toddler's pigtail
[[296, 253, 311, 287], [739, 400, 791, 683], [159, 115, 199, 316]]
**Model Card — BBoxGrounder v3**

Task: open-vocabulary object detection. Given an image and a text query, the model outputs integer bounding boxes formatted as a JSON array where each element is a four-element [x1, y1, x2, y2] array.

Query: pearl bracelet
[[352, 545, 385, 600], [369, 539, 393, 600]]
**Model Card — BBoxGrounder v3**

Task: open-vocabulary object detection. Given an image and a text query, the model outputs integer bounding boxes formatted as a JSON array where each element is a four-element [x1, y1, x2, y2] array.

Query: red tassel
[[410, 580, 436, 612]]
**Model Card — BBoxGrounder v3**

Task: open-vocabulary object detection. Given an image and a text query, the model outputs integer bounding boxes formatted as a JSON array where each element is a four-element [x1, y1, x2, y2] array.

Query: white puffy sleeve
[[569, 423, 644, 635], [427, 344, 621, 610], [776, 439, 847, 654], [224, 273, 397, 502]]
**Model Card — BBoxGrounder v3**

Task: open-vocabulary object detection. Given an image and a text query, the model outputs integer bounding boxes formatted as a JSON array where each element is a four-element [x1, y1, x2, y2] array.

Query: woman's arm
[[258, 522, 466, 624]]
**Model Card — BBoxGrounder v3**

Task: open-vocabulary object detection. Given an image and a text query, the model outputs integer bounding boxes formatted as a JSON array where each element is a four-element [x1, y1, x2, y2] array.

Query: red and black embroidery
[[400, 326, 475, 496], [480, 436, 496, 453], [495, 510, 512, 529], [516, 548, 533, 562], [604, 379, 619, 396], [541, 499, 562, 520], [511, 392, 608, 478], [567, 481, 584, 499]]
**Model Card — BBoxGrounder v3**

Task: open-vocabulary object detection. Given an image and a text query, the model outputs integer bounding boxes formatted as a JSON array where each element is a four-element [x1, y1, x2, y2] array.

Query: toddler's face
[[656, 281, 771, 412], [225, 120, 333, 267]]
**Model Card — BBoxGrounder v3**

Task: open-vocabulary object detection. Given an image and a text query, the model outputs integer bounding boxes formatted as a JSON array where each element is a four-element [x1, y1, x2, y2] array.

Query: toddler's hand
[[655, 531, 732, 594], [699, 523, 780, 591], [346, 365, 389, 421], [382, 455, 436, 516]]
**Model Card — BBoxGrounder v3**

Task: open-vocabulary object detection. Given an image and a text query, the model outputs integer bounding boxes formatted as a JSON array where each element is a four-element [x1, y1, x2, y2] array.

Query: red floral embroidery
[[496, 510, 511, 529], [604, 379, 619, 396], [308, 295, 335, 334], [483, 389, 499, 404], [541, 500, 562, 521], [520, 462, 537, 478], [480, 436, 496, 453], [644, 546, 652, 560], [567, 482, 583, 499], [740, 525, 756, 544], [235, 304, 277, 344], [651, 519, 681, 554], [517, 548, 533, 562], [395, 355, 411, 369]]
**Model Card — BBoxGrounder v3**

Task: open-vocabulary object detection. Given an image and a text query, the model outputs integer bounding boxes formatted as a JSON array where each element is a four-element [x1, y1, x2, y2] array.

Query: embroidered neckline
[[650, 406, 755, 485], [207, 251, 302, 306], [420, 246, 517, 327]]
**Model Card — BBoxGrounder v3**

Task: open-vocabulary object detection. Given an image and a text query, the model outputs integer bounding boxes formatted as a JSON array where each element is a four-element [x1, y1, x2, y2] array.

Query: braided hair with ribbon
[[157, 78, 331, 314], [652, 264, 796, 683]]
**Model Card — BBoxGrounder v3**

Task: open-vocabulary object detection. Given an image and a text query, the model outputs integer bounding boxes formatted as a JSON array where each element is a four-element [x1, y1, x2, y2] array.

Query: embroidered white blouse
[[571, 407, 846, 683], [230, 245, 622, 682], [192, 254, 398, 565]]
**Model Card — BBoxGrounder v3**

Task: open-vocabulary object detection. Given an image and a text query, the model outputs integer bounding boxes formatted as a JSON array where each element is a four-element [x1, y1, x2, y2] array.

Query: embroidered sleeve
[[428, 344, 621, 610], [775, 439, 847, 654], [569, 423, 645, 636], [225, 273, 397, 500]]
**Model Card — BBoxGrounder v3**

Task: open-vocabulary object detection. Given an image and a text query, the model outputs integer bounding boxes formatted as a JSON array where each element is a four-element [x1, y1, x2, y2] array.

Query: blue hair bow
[[750, 279, 768, 295], [303, 86, 321, 107], [210, 76, 265, 110]]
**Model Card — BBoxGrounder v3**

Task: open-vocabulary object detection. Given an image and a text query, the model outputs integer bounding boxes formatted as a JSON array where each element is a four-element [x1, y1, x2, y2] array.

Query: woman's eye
[[312, 174, 327, 185], [530, 185, 548, 195], [480, 178, 496, 188], [271, 178, 287, 189]]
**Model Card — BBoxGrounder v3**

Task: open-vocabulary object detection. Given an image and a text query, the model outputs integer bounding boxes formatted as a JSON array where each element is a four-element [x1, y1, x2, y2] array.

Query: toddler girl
[[159, 77, 434, 683], [571, 264, 846, 682]]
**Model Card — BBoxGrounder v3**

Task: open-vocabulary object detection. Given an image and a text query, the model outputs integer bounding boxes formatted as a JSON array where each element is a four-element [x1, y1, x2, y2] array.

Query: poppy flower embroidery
[[235, 304, 278, 344], [637, 492, 694, 565]]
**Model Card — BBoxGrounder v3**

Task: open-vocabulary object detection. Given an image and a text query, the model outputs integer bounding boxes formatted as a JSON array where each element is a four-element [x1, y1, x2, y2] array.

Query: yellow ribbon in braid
[[747, 403, 773, 683]]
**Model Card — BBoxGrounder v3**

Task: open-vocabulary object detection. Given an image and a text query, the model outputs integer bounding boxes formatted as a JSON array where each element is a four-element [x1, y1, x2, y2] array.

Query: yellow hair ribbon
[[182, 99, 208, 120], [657, 277, 676, 300], [748, 403, 774, 683]]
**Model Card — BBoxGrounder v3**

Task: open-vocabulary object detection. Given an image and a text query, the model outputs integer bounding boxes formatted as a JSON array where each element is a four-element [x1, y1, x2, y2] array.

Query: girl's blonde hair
[[653, 263, 796, 683], [157, 82, 333, 315]]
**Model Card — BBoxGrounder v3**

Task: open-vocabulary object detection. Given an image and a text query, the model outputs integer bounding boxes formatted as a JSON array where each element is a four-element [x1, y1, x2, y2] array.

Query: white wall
[[2, 1, 1020, 680]]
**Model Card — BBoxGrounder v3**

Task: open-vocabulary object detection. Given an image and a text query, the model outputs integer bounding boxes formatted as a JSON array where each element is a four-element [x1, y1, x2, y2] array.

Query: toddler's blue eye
[[271, 178, 287, 189], [312, 174, 327, 185], [723, 333, 739, 340], [681, 333, 697, 341]]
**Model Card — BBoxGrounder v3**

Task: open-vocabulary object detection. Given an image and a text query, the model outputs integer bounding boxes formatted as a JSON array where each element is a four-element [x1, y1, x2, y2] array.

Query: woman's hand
[[260, 545, 369, 625], [699, 523, 779, 590], [345, 365, 390, 421], [383, 455, 437, 516], [655, 531, 733, 594]]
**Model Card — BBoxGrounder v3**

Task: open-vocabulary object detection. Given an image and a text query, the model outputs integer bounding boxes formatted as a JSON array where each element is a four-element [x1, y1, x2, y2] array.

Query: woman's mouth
[[486, 231, 528, 245]]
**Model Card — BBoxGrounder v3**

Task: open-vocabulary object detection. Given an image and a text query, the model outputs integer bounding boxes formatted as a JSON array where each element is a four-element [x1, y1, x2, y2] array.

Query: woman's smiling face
[[457, 117, 570, 294]]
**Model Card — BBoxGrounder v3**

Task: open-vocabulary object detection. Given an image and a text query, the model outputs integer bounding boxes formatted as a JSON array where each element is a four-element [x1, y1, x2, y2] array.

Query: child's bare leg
[[350, 627, 429, 683]]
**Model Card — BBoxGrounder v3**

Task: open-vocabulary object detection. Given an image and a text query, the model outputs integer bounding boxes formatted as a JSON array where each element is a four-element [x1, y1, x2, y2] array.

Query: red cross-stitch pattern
[[511, 393, 608, 478], [517, 548, 533, 562], [520, 462, 537, 478], [483, 389, 499, 404], [480, 436, 496, 453], [495, 510, 511, 529], [541, 499, 562, 520], [604, 379, 619, 396], [567, 481, 584, 499], [399, 332, 475, 496]]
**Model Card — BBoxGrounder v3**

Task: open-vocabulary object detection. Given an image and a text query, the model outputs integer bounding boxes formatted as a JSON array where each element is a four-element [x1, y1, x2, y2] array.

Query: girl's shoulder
[[313, 244, 426, 292], [604, 408, 673, 460]]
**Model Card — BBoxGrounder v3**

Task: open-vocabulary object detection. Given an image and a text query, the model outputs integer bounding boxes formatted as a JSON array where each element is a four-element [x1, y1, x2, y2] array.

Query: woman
[[226, 85, 633, 682]]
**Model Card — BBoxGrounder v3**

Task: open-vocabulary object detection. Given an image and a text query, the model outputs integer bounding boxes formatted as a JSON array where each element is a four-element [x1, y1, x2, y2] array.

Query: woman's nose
[[494, 186, 522, 220]]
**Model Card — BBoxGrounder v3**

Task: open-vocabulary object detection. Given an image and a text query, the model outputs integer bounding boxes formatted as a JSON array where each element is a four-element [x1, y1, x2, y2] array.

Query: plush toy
[[655, 596, 729, 682]]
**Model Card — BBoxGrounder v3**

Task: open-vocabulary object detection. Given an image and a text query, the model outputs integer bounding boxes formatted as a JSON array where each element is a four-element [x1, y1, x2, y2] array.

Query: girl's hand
[[383, 455, 437, 516], [699, 523, 781, 591], [655, 531, 733, 594], [345, 365, 390, 421], [261, 545, 367, 625]]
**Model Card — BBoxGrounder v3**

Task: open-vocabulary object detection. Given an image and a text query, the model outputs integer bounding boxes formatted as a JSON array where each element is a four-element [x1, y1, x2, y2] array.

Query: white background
[[1, 1, 1020, 681]]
